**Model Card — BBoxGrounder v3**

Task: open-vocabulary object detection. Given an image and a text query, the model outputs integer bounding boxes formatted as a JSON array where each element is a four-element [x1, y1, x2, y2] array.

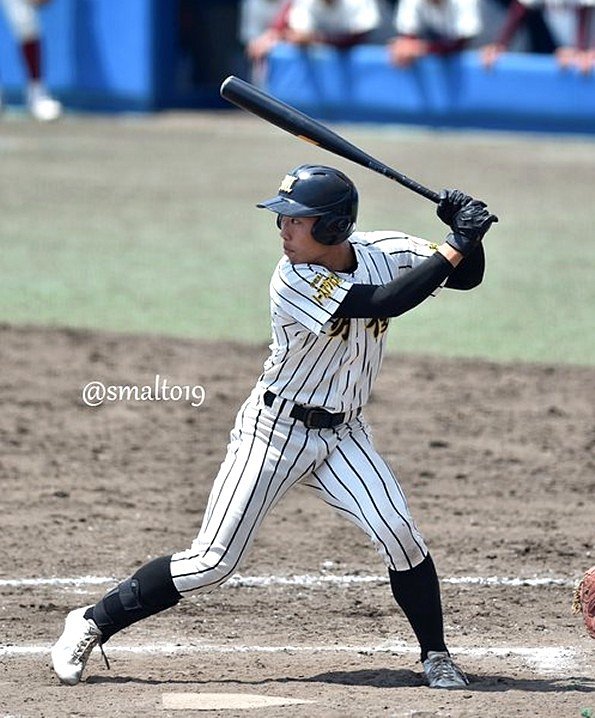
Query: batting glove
[[437, 189, 498, 257]]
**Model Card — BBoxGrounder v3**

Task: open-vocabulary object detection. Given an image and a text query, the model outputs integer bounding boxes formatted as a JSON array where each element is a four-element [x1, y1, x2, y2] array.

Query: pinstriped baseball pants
[[170, 386, 428, 594]]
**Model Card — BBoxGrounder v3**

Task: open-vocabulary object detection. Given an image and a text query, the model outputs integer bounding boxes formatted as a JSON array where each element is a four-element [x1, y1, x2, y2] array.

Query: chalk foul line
[[0, 573, 576, 589], [0, 576, 584, 676], [0, 642, 579, 675]]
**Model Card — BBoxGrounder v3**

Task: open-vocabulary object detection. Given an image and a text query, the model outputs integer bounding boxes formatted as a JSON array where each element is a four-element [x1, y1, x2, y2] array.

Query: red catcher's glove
[[573, 565, 595, 639]]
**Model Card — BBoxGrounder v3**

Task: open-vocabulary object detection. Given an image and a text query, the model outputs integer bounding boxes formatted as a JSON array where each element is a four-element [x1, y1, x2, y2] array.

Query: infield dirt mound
[[1, 325, 594, 717]]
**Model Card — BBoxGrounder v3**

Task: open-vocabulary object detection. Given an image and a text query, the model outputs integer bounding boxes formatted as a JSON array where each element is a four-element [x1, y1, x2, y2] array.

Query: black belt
[[263, 390, 347, 430]]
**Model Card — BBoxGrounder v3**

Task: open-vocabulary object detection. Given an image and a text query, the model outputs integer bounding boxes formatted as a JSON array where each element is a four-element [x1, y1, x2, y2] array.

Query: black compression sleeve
[[445, 243, 485, 290], [334, 252, 454, 320]]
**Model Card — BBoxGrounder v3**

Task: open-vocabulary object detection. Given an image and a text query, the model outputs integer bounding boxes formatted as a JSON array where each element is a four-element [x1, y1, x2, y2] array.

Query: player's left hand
[[436, 189, 473, 227], [437, 189, 498, 257]]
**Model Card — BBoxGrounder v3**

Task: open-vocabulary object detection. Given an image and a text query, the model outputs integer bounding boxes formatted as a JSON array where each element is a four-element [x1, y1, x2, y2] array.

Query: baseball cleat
[[422, 651, 469, 688], [51, 606, 103, 685], [27, 86, 62, 122]]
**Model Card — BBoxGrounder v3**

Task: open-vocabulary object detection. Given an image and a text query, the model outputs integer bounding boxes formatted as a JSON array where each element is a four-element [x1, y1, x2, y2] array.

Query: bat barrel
[[220, 76, 440, 204]]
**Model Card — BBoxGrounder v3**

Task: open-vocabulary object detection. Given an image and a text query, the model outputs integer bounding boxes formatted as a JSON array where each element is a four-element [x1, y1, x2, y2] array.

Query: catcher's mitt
[[573, 565, 595, 639]]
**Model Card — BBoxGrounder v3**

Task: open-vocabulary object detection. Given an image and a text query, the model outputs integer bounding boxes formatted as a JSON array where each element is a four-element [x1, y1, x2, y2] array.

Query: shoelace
[[428, 655, 464, 682], [72, 634, 99, 663], [72, 632, 110, 671], [99, 643, 111, 671]]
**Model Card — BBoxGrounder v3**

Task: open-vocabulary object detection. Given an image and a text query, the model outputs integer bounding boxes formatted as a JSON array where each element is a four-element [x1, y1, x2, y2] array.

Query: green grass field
[[1, 113, 593, 365]]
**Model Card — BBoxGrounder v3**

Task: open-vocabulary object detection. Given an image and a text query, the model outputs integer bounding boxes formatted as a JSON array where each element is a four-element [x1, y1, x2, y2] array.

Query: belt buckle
[[303, 409, 328, 430]]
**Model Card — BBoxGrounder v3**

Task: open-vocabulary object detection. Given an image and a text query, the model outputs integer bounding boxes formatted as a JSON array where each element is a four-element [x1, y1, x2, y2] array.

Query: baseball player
[[240, 0, 289, 49], [388, 0, 482, 67], [285, 0, 382, 47], [239, 0, 290, 83], [241, 0, 381, 74], [0, 0, 61, 121], [481, 0, 594, 73], [51, 165, 496, 689]]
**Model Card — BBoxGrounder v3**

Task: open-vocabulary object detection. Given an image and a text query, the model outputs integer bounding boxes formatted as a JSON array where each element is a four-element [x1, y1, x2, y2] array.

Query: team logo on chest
[[366, 318, 389, 339], [311, 272, 342, 305], [328, 317, 351, 340]]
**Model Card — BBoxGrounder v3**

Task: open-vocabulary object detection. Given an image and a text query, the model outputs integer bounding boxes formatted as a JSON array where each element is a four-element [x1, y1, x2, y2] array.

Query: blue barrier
[[265, 44, 595, 135], [0, 0, 238, 113], [0, 0, 169, 112], [1, 1, 592, 128]]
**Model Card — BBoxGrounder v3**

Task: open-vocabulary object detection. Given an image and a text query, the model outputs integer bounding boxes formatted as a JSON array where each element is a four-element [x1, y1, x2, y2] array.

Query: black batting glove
[[437, 189, 498, 257], [436, 189, 473, 226]]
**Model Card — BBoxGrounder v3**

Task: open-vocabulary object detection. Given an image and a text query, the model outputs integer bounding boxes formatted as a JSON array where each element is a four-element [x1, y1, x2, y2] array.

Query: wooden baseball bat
[[220, 75, 440, 204]]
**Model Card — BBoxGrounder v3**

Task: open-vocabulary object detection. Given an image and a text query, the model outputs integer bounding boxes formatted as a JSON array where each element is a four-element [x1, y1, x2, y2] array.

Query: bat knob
[[220, 75, 236, 98]]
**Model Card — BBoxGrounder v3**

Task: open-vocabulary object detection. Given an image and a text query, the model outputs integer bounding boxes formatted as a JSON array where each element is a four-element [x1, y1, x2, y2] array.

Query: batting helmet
[[257, 165, 358, 245]]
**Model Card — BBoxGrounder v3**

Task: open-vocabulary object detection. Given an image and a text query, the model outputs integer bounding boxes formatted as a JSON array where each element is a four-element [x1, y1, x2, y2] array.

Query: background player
[[51, 165, 496, 689], [244, 0, 382, 68], [388, 0, 482, 67], [0, 0, 61, 120], [481, 0, 594, 73]]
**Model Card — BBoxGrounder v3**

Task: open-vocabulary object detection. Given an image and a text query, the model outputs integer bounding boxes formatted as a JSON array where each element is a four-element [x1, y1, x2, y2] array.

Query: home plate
[[162, 692, 313, 711]]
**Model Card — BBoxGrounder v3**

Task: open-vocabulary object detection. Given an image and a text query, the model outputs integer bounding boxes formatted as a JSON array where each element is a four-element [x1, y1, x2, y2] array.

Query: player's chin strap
[[87, 555, 181, 643]]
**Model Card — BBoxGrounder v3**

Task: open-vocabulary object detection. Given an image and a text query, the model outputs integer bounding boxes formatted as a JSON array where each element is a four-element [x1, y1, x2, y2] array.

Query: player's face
[[278, 215, 326, 265]]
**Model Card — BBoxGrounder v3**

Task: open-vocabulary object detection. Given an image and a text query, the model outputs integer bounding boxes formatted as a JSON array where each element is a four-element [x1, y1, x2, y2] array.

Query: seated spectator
[[284, 0, 382, 47], [246, 0, 382, 64], [388, 0, 482, 67], [481, 0, 594, 74], [239, 0, 290, 63]]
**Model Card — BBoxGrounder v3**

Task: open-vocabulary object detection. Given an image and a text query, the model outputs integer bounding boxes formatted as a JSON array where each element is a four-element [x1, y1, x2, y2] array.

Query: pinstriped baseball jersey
[[169, 229, 439, 593], [260, 231, 442, 412]]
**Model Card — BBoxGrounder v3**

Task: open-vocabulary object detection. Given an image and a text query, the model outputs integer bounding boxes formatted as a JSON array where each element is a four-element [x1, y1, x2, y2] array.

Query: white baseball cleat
[[51, 606, 103, 685], [27, 85, 62, 122], [422, 651, 469, 688]]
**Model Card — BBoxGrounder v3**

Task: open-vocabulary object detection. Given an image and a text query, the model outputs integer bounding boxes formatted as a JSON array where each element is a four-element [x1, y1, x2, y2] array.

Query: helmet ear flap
[[312, 215, 354, 245], [334, 217, 352, 233], [276, 214, 352, 245]]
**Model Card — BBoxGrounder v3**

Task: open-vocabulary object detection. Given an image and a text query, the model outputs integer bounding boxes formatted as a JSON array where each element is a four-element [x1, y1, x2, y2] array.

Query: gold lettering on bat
[[297, 135, 321, 147]]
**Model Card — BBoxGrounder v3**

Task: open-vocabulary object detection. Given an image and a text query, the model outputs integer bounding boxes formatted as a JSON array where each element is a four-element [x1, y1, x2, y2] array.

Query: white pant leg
[[171, 392, 318, 594], [303, 417, 427, 572], [1, 0, 39, 42]]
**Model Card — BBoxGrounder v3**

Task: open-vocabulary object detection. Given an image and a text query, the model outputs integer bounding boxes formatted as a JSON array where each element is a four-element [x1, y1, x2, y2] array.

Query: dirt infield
[[1, 324, 594, 717]]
